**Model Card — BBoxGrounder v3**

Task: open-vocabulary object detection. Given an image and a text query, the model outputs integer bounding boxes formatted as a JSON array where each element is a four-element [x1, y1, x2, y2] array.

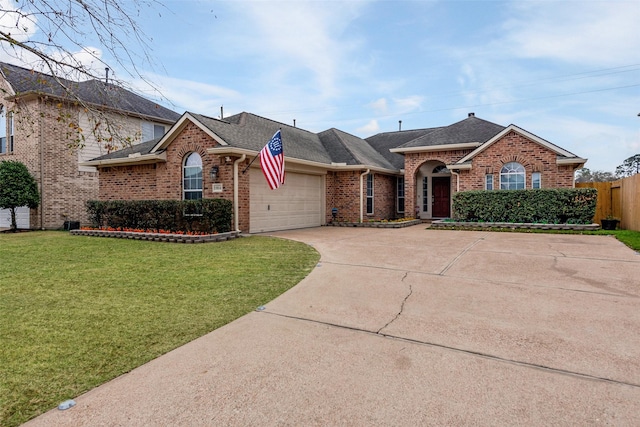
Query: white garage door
[[0, 207, 30, 229], [250, 169, 324, 233]]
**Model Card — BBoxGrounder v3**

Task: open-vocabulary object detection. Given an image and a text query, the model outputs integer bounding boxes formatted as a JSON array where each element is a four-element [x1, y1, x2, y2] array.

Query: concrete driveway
[[26, 226, 640, 426]]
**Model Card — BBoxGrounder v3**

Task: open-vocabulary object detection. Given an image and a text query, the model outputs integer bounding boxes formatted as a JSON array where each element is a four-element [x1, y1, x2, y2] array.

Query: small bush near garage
[[86, 199, 233, 233], [452, 188, 597, 224]]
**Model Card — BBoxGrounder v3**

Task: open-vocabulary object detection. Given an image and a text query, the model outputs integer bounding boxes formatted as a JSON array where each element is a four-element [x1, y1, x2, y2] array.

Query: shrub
[[85, 199, 233, 233], [452, 188, 597, 224]]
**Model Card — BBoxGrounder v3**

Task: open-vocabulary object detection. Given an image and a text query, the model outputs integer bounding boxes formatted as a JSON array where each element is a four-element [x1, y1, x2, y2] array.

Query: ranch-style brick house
[[84, 111, 587, 233], [0, 62, 180, 229]]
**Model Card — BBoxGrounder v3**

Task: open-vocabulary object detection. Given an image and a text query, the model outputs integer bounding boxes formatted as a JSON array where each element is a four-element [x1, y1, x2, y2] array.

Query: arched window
[[500, 162, 525, 190], [183, 153, 203, 200], [432, 165, 450, 174]]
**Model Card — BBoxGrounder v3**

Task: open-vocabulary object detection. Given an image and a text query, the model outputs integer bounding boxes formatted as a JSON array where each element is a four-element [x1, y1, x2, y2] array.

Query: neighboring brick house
[[0, 62, 180, 229], [84, 111, 586, 233]]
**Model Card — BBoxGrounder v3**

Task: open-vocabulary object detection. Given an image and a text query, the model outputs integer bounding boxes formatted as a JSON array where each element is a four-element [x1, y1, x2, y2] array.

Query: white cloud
[[132, 74, 242, 116], [369, 98, 388, 114], [393, 95, 424, 114], [501, 2, 640, 65], [356, 119, 379, 135], [0, 0, 36, 42], [222, 1, 370, 100]]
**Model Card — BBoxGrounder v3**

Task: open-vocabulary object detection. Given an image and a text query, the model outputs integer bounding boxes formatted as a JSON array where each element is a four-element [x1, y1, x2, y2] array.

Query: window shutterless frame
[[366, 174, 374, 215]]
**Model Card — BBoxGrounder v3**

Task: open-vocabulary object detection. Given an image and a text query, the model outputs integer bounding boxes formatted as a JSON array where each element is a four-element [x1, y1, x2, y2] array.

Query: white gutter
[[233, 154, 246, 232], [359, 169, 370, 223], [80, 151, 167, 167], [207, 147, 397, 174], [556, 157, 587, 165], [390, 142, 481, 153]]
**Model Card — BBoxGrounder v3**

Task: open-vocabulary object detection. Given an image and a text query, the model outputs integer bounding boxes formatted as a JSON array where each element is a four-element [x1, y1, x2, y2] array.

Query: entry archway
[[415, 161, 451, 219]]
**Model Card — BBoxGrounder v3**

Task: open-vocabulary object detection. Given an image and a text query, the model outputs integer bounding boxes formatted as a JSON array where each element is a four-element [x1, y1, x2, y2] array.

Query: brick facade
[[403, 131, 579, 219], [93, 117, 583, 232], [325, 170, 399, 223], [98, 123, 250, 232], [461, 130, 575, 190]]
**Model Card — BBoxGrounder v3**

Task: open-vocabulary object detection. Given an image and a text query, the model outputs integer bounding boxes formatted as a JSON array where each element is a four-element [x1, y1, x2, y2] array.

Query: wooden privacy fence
[[576, 174, 640, 231]]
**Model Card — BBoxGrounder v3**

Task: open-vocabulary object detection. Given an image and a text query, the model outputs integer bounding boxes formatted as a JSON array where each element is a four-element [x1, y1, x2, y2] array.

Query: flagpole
[[241, 153, 259, 175]]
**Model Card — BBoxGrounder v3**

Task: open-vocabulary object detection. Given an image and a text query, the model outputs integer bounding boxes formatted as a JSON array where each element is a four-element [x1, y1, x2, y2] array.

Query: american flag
[[259, 130, 285, 190]]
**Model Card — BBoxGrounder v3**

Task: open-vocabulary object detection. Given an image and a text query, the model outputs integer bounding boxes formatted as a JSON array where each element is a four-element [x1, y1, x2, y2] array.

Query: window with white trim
[[422, 177, 429, 212], [0, 106, 7, 154], [183, 153, 203, 200], [366, 174, 374, 215], [485, 174, 494, 190], [532, 172, 541, 189], [142, 122, 166, 141], [397, 177, 405, 214], [500, 162, 525, 190]]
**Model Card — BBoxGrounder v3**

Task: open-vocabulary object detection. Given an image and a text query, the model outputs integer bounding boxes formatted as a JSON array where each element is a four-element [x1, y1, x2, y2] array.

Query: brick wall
[[403, 131, 579, 217], [325, 170, 399, 222], [0, 83, 170, 229], [97, 123, 247, 231], [459, 131, 577, 191], [372, 173, 397, 220]]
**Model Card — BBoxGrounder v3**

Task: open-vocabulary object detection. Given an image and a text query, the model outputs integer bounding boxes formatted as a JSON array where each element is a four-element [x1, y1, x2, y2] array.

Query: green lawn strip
[[428, 226, 640, 251], [0, 232, 319, 427]]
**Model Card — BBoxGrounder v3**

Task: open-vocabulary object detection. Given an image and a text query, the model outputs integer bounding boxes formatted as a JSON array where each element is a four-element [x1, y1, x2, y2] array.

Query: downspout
[[233, 154, 246, 232], [450, 169, 460, 193], [450, 169, 460, 218], [39, 99, 45, 230], [359, 169, 370, 223]]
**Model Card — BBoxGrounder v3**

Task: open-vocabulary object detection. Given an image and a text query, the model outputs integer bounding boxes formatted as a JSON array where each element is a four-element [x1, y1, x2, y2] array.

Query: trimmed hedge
[[452, 188, 597, 224], [86, 199, 233, 233]]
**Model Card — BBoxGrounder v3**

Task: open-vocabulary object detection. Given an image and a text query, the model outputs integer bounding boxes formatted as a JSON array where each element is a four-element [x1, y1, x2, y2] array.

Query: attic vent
[[468, 112, 475, 117]]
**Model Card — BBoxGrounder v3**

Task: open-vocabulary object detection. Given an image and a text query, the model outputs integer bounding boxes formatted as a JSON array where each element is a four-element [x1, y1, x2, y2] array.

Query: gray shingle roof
[[0, 62, 180, 123], [399, 116, 505, 148], [318, 128, 395, 169], [193, 112, 334, 165], [366, 127, 443, 168], [91, 138, 161, 161], [94, 112, 400, 170], [90, 112, 577, 171]]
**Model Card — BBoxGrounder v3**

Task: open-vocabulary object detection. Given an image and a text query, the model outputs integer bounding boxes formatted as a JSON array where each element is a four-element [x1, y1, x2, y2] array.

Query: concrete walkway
[[26, 226, 640, 426]]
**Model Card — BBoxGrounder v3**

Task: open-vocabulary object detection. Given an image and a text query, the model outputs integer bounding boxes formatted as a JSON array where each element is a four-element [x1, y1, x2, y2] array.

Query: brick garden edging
[[326, 219, 422, 228], [429, 220, 600, 231], [70, 229, 242, 243]]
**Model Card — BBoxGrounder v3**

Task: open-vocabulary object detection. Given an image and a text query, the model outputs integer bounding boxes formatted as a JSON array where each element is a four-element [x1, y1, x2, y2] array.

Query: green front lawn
[[0, 232, 320, 427]]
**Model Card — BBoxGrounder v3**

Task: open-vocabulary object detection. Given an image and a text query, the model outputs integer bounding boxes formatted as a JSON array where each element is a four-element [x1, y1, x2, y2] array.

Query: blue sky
[[4, 0, 640, 173]]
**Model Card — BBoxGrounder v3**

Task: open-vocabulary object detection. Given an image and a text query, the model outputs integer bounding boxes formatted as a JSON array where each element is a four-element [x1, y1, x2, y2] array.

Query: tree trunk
[[10, 207, 17, 231]]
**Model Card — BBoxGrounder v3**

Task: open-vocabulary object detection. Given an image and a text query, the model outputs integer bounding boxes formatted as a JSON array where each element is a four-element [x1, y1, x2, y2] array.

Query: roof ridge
[[369, 127, 441, 137], [238, 111, 319, 136]]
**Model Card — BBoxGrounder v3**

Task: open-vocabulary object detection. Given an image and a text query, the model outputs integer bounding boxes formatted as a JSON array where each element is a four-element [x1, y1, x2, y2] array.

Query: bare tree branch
[[0, 0, 174, 150]]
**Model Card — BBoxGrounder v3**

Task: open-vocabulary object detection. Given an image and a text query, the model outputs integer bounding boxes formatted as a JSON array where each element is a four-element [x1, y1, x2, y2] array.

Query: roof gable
[[455, 124, 582, 165]]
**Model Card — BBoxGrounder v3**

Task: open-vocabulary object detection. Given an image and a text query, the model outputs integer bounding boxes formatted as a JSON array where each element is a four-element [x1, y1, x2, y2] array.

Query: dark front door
[[432, 176, 450, 217]]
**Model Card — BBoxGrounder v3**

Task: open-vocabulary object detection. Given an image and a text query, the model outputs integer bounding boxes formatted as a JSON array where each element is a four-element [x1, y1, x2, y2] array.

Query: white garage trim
[[0, 206, 30, 229], [250, 169, 325, 233]]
